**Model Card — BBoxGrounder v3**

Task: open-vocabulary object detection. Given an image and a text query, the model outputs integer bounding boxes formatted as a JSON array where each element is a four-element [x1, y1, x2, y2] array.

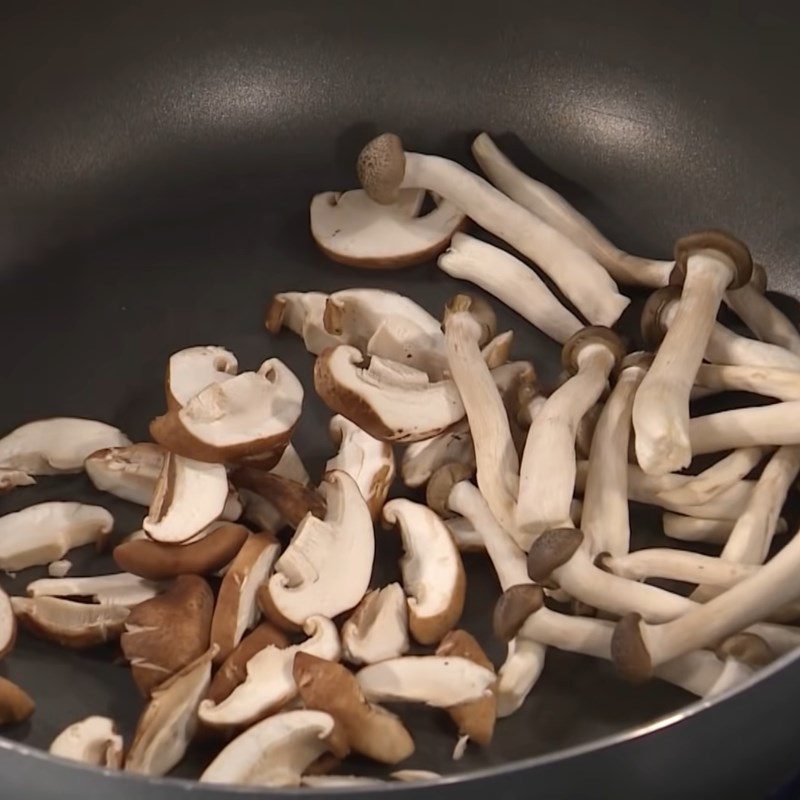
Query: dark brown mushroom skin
[[716, 632, 774, 668], [526, 528, 585, 584], [357, 133, 406, 205], [611, 613, 653, 684], [264, 295, 287, 334], [493, 584, 545, 643], [230, 468, 325, 528], [671, 229, 753, 290], [426, 462, 476, 518], [0, 677, 35, 725], [561, 326, 626, 377], [640, 285, 681, 349]]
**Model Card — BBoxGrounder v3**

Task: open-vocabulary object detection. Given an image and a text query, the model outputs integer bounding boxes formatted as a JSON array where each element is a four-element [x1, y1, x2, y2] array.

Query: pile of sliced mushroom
[[1, 132, 800, 787]]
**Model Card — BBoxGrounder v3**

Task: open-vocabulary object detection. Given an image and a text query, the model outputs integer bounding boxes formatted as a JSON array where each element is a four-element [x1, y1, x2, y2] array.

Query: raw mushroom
[[200, 709, 348, 788], [471, 133, 672, 289], [689, 401, 800, 454], [143, 453, 229, 544], [310, 187, 465, 268], [49, 716, 123, 768], [341, 584, 410, 665], [211, 532, 281, 662], [12, 597, 129, 648], [302, 776, 385, 788], [496, 637, 545, 718], [0, 587, 15, 659], [0, 469, 35, 494], [0, 678, 35, 725], [633, 231, 753, 475], [438, 233, 583, 344], [272, 444, 310, 485], [121, 575, 214, 696], [231, 469, 325, 529], [125, 647, 216, 776], [293, 651, 415, 764], [517, 327, 624, 546], [165, 345, 238, 410], [694, 363, 800, 401], [113, 522, 249, 580], [390, 770, 442, 783], [48, 559, 72, 578], [662, 514, 737, 544], [705, 633, 775, 697], [260, 471, 373, 630], [0, 502, 113, 571], [580, 352, 651, 558], [482, 330, 515, 368], [426, 462, 475, 518], [382, 498, 466, 645], [85, 443, 166, 506], [26, 572, 163, 607], [150, 358, 303, 467], [356, 656, 496, 708], [198, 615, 340, 731], [266, 291, 341, 354], [357, 133, 629, 326], [325, 414, 395, 519], [0, 417, 130, 475]]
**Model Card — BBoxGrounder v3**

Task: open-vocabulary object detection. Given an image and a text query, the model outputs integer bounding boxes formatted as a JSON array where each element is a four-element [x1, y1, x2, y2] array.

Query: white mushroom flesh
[[49, 716, 123, 768], [26, 573, 163, 607], [166, 346, 238, 408], [341, 584, 410, 665]]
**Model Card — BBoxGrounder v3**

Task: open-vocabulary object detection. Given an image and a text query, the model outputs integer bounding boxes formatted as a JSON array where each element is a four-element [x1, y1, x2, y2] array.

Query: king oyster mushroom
[[341, 584, 410, 666], [164, 345, 238, 410], [357, 133, 629, 326], [310, 187, 465, 268], [633, 231, 753, 475], [662, 514, 739, 545], [0, 502, 113, 571], [689, 401, 800, 454], [517, 326, 624, 546], [150, 358, 303, 467], [49, 716, 124, 768], [693, 363, 800, 401]]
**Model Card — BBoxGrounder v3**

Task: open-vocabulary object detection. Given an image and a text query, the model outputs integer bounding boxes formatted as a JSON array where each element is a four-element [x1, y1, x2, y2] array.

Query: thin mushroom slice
[[12, 596, 129, 648], [357, 133, 629, 326], [0, 502, 113, 571], [0, 587, 15, 659], [121, 575, 214, 696], [26, 572, 163, 607], [198, 615, 341, 731], [293, 652, 415, 764], [0, 469, 35, 494], [325, 414, 395, 519], [211, 532, 281, 663], [633, 231, 753, 475], [517, 326, 624, 546], [311, 187, 465, 269], [382, 498, 466, 645], [85, 443, 166, 506], [0, 678, 35, 725], [200, 709, 348, 788], [150, 358, 303, 466], [356, 656, 495, 708], [341, 583, 410, 666], [266, 291, 341, 355], [302, 776, 385, 788], [0, 417, 131, 475], [49, 716, 124, 768], [165, 345, 238, 410], [231, 468, 325, 529], [391, 770, 442, 783], [471, 133, 673, 289], [260, 471, 373, 630], [125, 647, 216, 777]]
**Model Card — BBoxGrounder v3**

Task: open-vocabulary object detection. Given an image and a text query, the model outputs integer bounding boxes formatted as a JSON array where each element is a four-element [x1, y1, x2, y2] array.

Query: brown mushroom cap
[[640, 285, 681, 349], [293, 652, 415, 765], [493, 584, 545, 643], [426, 462, 476, 518], [357, 133, 407, 205], [750, 263, 768, 294], [613, 350, 654, 381], [113, 523, 249, 580], [575, 403, 603, 460], [610, 613, 652, 683], [672, 229, 753, 290], [121, 575, 214, 696], [443, 294, 498, 347], [0, 677, 35, 725], [265, 295, 287, 334], [716, 632, 774, 668], [561, 326, 626, 376], [526, 528, 585, 584], [230, 469, 325, 528]]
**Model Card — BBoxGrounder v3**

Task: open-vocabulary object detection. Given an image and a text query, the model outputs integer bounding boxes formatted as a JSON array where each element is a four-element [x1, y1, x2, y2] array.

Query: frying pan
[[1, 1, 799, 797]]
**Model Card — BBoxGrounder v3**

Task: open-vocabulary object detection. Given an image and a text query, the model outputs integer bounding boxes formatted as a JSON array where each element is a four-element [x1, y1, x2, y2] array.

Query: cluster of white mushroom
[[0, 132, 798, 788]]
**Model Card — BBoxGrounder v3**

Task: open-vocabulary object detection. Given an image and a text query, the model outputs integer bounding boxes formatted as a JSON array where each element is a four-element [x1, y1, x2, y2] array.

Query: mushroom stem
[[662, 514, 736, 544], [689, 401, 800, 454], [517, 328, 622, 546], [438, 233, 582, 344], [634, 235, 752, 475], [358, 134, 630, 326], [495, 638, 546, 718], [694, 363, 800, 401], [581, 353, 650, 557]]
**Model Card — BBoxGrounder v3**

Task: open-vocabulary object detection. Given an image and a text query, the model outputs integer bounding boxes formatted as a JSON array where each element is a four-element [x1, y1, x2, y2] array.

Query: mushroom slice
[[401, 420, 475, 488], [165, 345, 238, 410], [302, 776, 385, 788], [294, 652, 415, 764], [85, 443, 166, 506], [272, 444, 310, 485], [121, 575, 214, 696], [231, 469, 325, 528], [341, 584, 409, 666], [50, 716, 124, 768], [0, 417, 131, 475], [0, 469, 35, 494], [496, 637, 546, 718], [143, 453, 228, 544], [200, 709, 348, 788], [439, 233, 583, 344], [12, 596, 129, 648], [266, 291, 341, 354], [0, 678, 35, 725], [356, 656, 495, 708], [357, 133, 629, 327], [150, 358, 303, 466], [325, 414, 395, 519], [517, 327, 624, 546], [260, 471, 373, 630], [211, 532, 281, 662], [126, 647, 216, 776], [382, 498, 465, 645], [114, 522, 249, 580], [311, 188, 465, 269], [198, 615, 340, 730], [0, 502, 113, 571], [471, 133, 673, 288], [391, 770, 442, 783], [26, 573, 163, 607], [436, 630, 497, 746], [0, 587, 15, 659], [48, 559, 72, 577]]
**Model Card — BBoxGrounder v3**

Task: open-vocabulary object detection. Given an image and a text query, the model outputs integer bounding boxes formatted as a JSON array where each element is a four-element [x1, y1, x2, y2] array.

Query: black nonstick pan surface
[[1, 2, 800, 798]]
